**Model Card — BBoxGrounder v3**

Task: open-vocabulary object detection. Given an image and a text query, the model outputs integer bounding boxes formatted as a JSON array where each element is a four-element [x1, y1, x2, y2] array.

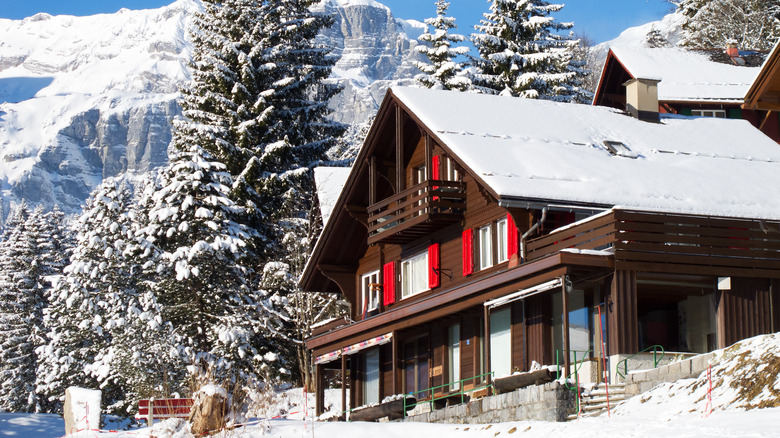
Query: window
[[496, 218, 508, 263], [403, 336, 430, 399], [478, 224, 493, 270], [490, 308, 512, 378], [363, 349, 380, 405], [402, 252, 429, 298], [361, 270, 381, 316], [448, 324, 461, 391], [440, 156, 459, 181], [692, 109, 726, 118]]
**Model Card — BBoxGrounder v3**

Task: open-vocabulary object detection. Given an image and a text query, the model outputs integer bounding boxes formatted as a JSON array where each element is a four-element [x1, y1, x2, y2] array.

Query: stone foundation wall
[[623, 352, 714, 396], [401, 382, 575, 424]]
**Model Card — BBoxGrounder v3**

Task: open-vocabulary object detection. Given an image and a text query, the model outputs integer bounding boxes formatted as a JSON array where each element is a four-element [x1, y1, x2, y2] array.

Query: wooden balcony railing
[[526, 209, 780, 277], [367, 180, 465, 245]]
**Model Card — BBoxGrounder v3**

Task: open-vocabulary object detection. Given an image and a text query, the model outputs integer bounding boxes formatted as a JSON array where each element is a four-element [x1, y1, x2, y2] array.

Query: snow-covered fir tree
[[645, 25, 673, 48], [471, 0, 587, 101], [0, 202, 44, 412], [676, 0, 780, 51], [36, 180, 153, 414], [178, 0, 345, 385], [414, 0, 472, 91], [139, 139, 263, 386]]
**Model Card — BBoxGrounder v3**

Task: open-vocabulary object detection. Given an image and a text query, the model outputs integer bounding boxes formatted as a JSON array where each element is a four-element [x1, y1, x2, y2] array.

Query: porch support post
[[315, 364, 324, 416], [392, 331, 398, 395], [561, 275, 571, 378], [425, 134, 432, 180], [484, 305, 492, 386], [341, 354, 347, 418]]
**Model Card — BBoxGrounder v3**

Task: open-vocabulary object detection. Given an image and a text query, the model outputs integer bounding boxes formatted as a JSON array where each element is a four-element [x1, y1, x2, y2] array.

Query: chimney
[[726, 41, 746, 66], [623, 77, 661, 123]]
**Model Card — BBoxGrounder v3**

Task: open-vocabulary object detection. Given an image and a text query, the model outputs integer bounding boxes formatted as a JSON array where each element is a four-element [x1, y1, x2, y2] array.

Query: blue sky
[[0, 0, 672, 43]]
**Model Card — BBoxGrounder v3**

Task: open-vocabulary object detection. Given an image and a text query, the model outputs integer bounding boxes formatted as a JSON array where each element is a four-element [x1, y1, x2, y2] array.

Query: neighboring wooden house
[[593, 46, 780, 142], [302, 86, 780, 417], [743, 40, 780, 134]]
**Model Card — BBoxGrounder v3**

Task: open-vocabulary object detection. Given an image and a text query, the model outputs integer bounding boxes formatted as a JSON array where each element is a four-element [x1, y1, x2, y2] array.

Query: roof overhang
[[743, 39, 780, 111]]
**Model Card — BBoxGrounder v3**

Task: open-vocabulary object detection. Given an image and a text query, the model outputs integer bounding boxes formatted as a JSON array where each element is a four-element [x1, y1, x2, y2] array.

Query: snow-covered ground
[[6, 333, 780, 437]]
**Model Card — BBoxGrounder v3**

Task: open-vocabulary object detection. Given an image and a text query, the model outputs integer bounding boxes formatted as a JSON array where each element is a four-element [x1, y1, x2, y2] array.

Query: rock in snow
[[0, 0, 424, 215]]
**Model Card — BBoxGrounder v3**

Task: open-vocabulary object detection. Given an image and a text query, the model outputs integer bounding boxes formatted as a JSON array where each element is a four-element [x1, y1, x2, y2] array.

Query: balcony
[[526, 209, 780, 277], [367, 180, 465, 245]]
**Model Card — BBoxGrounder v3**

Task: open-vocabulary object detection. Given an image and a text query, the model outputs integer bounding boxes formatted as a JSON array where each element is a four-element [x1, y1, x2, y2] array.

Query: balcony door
[[402, 335, 430, 400]]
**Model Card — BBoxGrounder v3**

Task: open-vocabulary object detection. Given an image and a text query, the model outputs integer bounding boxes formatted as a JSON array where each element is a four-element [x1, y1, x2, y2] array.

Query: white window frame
[[479, 224, 493, 270], [691, 109, 727, 118], [361, 270, 381, 314], [441, 156, 459, 181], [448, 324, 461, 391], [401, 252, 429, 299], [496, 218, 508, 263]]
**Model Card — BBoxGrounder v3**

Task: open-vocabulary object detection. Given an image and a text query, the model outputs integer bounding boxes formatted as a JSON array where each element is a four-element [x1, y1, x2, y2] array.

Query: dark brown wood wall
[[716, 277, 780, 348], [461, 315, 477, 382], [525, 294, 553, 366], [511, 301, 527, 372], [380, 343, 394, 399], [607, 270, 639, 354], [431, 323, 445, 391]]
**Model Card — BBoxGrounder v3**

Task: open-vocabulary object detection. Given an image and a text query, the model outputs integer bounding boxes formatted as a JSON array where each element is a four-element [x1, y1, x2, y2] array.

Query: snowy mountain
[[0, 0, 424, 215], [0, 0, 196, 214]]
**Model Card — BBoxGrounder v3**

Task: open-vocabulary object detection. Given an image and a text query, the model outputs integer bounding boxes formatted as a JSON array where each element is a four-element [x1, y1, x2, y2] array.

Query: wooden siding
[[525, 293, 553, 366], [716, 278, 780, 348], [608, 270, 639, 354], [527, 209, 780, 278], [511, 300, 527, 372]]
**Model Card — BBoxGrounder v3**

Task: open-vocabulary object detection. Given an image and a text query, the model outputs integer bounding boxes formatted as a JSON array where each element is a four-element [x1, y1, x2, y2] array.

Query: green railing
[[556, 349, 592, 414], [615, 345, 665, 380], [402, 371, 495, 417]]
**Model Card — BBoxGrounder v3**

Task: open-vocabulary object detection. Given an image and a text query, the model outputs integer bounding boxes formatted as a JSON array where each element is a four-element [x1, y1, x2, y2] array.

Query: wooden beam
[[396, 105, 404, 192], [369, 156, 376, 206], [759, 110, 775, 131], [315, 364, 324, 416], [484, 304, 492, 387], [425, 134, 433, 180], [341, 355, 347, 418], [345, 204, 368, 228], [562, 274, 571, 378]]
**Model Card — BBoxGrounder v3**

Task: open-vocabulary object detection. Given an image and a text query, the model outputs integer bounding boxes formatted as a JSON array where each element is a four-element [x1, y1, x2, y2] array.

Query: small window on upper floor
[[361, 270, 381, 315], [478, 224, 493, 270], [691, 109, 726, 118], [440, 156, 459, 181], [402, 252, 429, 299], [496, 218, 509, 263]]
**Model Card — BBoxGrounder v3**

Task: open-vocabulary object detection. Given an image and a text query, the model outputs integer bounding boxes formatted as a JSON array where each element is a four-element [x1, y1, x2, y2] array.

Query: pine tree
[[177, 0, 345, 385], [0, 202, 43, 412], [414, 0, 472, 91], [471, 0, 586, 101], [676, 0, 780, 51], [645, 25, 673, 48], [36, 180, 140, 413], [138, 139, 263, 385]]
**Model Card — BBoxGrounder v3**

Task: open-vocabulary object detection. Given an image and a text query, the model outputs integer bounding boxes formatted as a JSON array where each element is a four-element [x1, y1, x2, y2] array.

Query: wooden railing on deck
[[367, 180, 465, 244], [526, 209, 780, 277]]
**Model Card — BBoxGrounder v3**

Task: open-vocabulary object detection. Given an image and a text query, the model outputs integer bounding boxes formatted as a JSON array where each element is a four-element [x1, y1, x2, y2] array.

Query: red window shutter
[[432, 155, 441, 201], [507, 213, 518, 258], [383, 262, 395, 306], [428, 243, 440, 288], [462, 229, 473, 276]]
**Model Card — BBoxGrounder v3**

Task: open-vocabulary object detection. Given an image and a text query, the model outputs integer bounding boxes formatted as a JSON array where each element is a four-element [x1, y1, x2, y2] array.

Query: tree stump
[[189, 390, 228, 437]]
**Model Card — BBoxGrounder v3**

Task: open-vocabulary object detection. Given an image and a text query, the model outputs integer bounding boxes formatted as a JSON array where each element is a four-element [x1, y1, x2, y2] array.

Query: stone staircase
[[566, 382, 628, 420]]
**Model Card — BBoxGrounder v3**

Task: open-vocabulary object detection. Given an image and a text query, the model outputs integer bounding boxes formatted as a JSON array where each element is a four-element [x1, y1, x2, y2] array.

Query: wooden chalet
[[302, 87, 780, 418], [593, 46, 780, 142], [743, 40, 780, 131]]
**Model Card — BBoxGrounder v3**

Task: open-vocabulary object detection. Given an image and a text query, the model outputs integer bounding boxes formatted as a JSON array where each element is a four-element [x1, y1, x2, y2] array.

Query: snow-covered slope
[[0, 0, 422, 215], [0, 0, 197, 213]]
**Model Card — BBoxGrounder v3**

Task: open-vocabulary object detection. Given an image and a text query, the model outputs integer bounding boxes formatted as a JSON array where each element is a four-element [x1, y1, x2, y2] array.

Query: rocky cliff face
[[0, 0, 422, 215]]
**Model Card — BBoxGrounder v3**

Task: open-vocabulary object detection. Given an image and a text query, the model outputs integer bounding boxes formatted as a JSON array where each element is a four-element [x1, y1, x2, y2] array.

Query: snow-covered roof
[[314, 167, 352, 227], [608, 47, 760, 102], [392, 86, 780, 220]]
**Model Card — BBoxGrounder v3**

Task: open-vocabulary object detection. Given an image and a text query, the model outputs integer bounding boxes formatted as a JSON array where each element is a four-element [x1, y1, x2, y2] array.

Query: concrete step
[[582, 388, 627, 397], [580, 395, 627, 405]]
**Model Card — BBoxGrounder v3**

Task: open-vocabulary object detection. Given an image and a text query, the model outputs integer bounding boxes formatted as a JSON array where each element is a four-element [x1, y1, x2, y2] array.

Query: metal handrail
[[403, 371, 495, 417], [615, 345, 665, 380], [556, 349, 593, 414]]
